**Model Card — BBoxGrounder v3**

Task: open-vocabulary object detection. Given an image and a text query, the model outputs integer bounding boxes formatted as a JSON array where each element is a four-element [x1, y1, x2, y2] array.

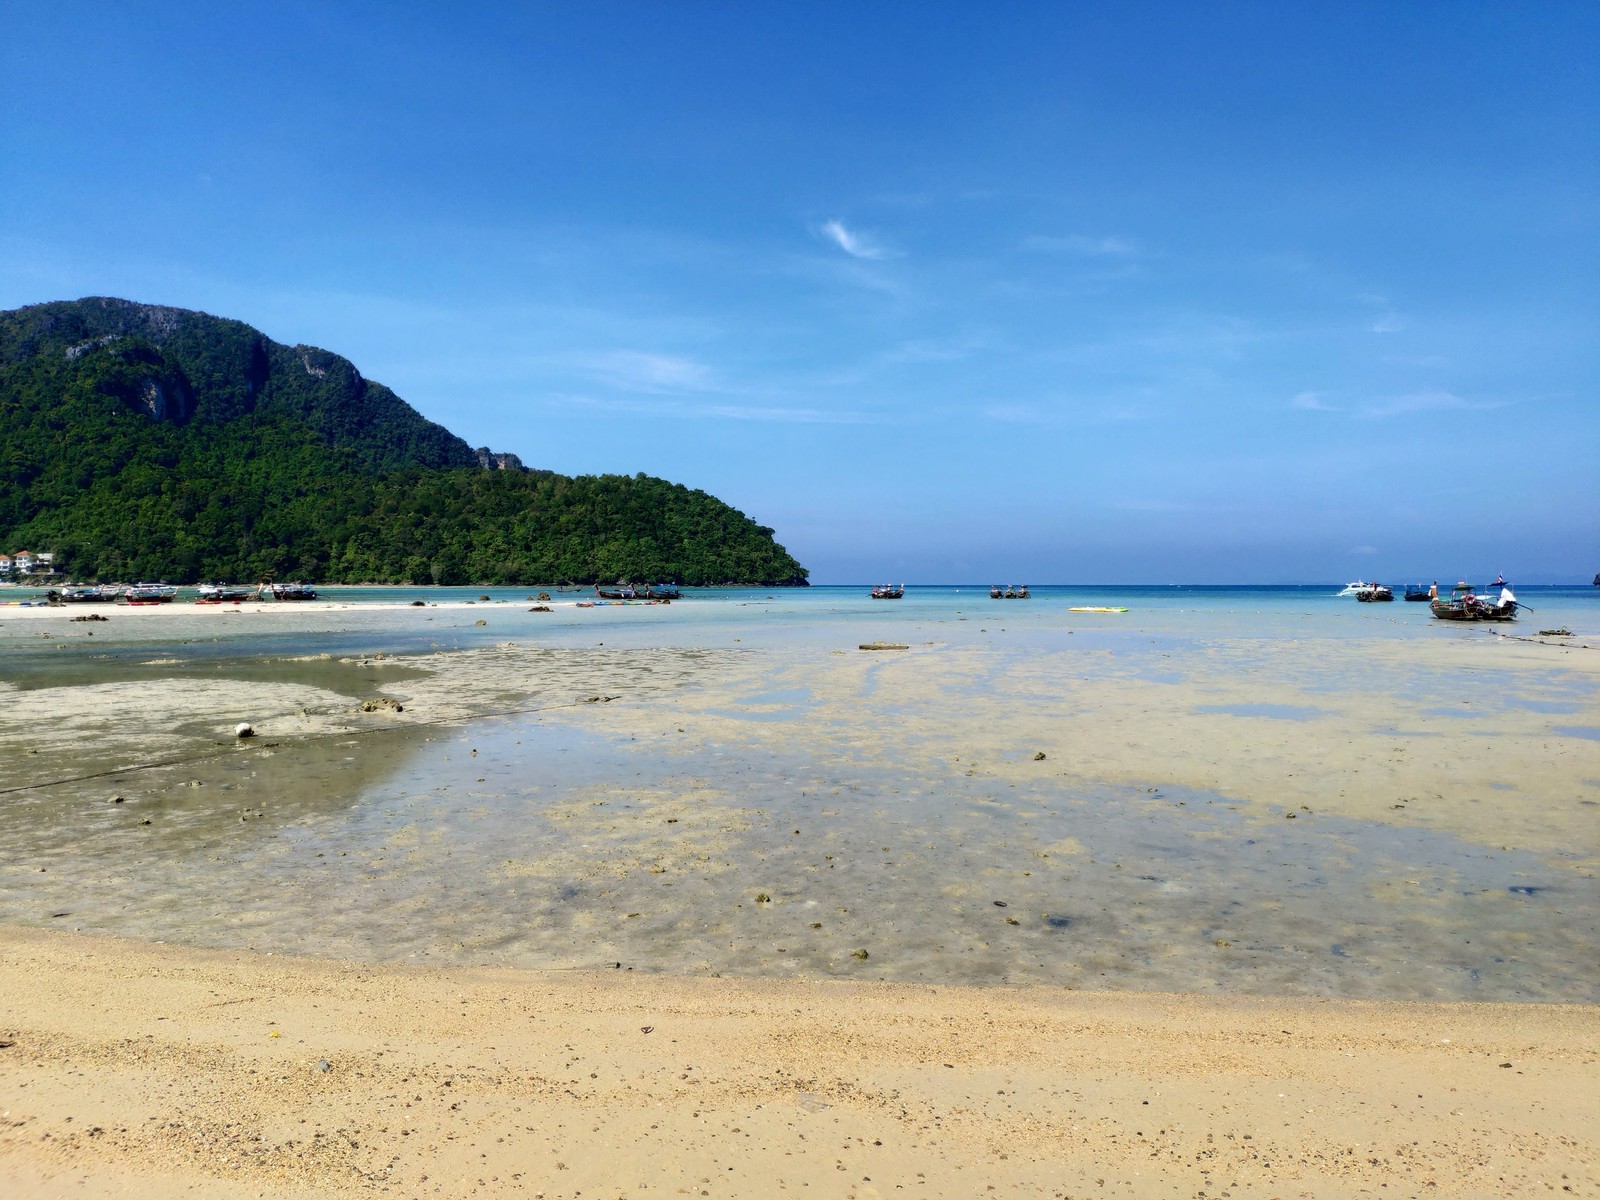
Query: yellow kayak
[[1068, 606, 1129, 613]]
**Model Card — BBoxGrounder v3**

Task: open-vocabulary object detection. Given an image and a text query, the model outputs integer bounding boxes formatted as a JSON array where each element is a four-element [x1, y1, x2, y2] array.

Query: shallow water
[[2, 584, 1596, 1001]]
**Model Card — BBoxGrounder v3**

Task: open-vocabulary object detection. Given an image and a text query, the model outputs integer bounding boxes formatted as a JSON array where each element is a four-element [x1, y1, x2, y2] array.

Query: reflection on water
[[2, 709, 1592, 1003]]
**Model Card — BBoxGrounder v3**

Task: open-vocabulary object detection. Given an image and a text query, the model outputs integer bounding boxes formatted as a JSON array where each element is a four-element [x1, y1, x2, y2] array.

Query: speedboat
[[1337, 580, 1371, 597]]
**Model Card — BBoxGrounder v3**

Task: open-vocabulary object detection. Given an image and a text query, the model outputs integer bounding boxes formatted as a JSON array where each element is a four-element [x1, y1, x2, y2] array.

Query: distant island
[[0, 298, 808, 586]]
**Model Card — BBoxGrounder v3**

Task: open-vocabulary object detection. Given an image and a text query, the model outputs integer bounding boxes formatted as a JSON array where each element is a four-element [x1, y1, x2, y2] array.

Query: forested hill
[[0, 298, 808, 586]]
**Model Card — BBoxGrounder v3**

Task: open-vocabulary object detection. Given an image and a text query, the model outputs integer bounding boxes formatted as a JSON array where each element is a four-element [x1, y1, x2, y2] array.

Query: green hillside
[[0, 298, 808, 586]]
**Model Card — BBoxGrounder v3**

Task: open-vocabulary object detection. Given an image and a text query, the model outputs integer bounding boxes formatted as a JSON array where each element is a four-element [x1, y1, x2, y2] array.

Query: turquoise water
[[4, 584, 1595, 667]]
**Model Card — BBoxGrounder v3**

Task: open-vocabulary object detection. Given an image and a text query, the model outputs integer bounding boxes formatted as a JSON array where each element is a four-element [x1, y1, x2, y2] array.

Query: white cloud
[[573, 350, 713, 393], [1360, 389, 1504, 418], [1290, 390, 1334, 411], [820, 219, 893, 260], [549, 392, 871, 424], [1350, 545, 1379, 556], [1113, 497, 1197, 512], [983, 403, 1044, 423], [1356, 292, 1405, 333], [1024, 234, 1138, 256]]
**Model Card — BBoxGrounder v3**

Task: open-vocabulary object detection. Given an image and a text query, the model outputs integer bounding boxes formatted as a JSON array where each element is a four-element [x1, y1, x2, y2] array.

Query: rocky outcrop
[[474, 447, 527, 471]]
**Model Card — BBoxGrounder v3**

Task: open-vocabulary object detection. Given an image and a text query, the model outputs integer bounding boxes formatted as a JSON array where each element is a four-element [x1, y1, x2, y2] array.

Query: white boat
[[123, 583, 178, 604], [1337, 580, 1374, 598]]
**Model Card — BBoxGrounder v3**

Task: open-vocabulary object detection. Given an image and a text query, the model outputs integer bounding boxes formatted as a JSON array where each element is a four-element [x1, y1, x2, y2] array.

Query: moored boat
[[1431, 581, 1517, 622], [261, 581, 318, 601], [1357, 585, 1393, 602], [122, 583, 178, 605], [1403, 584, 1433, 601], [991, 585, 1030, 599], [58, 584, 120, 603], [870, 584, 904, 599], [196, 583, 255, 603]]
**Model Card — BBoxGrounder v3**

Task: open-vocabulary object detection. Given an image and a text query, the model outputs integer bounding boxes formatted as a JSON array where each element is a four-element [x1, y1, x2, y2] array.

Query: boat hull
[[1431, 600, 1517, 622]]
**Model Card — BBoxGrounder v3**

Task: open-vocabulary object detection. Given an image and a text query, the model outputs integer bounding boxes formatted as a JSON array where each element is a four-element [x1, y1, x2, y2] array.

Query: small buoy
[[235, 723, 255, 738]]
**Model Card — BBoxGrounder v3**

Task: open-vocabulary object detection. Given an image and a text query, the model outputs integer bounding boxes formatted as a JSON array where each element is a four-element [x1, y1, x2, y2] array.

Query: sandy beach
[[3, 926, 1596, 1199], [2, 591, 1597, 1194]]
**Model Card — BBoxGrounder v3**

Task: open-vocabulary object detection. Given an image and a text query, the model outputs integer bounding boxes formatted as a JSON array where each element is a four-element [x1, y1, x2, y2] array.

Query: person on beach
[[1428, 580, 1438, 600]]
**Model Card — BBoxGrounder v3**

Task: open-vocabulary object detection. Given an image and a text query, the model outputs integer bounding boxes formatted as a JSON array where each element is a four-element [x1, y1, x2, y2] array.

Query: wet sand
[[1, 599, 1597, 1193]]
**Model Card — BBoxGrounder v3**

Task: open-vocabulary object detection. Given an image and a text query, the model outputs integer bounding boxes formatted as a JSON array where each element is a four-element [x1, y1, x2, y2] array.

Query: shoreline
[[2, 926, 1595, 1198]]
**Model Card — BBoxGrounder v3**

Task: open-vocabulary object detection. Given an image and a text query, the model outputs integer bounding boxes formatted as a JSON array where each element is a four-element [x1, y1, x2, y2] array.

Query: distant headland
[[0, 298, 808, 587]]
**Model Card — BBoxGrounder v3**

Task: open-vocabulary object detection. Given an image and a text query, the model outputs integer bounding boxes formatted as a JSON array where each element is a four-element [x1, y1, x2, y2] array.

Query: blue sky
[[3, 2, 1595, 583]]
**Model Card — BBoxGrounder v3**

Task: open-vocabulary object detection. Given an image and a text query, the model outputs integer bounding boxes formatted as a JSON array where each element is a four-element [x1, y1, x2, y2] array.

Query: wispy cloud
[[983, 403, 1045, 423], [1359, 389, 1504, 418], [1356, 292, 1405, 334], [550, 392, 873, 424], [1290, 390, 1334, 411], [1024, 233, 1139, 256], [571, 350, 713, 393], [881, 336, 988, 365], [1350, 545, 1379, 556], [820, 219, 894, 260], [1113, 497, 1197, 512], [982, 400, 1150, 426]]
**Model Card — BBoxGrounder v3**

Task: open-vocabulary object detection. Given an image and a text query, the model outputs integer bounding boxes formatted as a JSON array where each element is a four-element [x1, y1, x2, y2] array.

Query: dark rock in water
[[529, 605, 552, 612], [1033, 751, 1046, 761], [410, 599, 426, 606], [359, 697, 404, 713], [858, 642, 909, 651], [1539, 628, 1572, 637]]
